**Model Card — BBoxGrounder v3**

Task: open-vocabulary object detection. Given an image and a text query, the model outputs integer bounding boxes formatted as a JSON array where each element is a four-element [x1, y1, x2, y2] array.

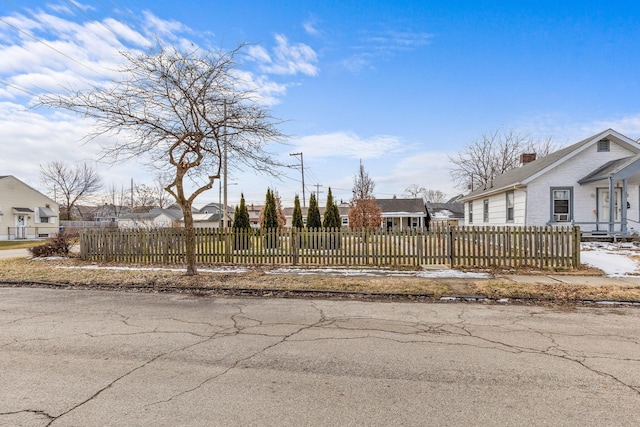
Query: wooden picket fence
[[79, 225, 581, 268]]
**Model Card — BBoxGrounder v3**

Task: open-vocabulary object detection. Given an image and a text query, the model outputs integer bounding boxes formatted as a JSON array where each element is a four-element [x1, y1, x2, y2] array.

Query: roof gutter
[[459, 183, 525, 202]]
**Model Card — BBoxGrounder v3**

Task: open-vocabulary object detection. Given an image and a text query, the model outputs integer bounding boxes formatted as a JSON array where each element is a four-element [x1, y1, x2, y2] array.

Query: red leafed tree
[[348, 160, 381, 229]]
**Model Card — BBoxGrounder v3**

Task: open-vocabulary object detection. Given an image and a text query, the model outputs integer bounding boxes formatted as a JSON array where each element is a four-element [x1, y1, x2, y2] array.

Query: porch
[[576, 154, 640, 238]]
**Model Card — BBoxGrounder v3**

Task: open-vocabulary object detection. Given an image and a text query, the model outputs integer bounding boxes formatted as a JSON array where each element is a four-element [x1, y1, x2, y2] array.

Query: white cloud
[[0, 4, 318, 199], [248, 34, 318, 76], [293, 132, 403, 159], [364, 30, 433, 49], [582, 114, 640, 139], [515, 113, 640, 149], [374, 151, 458, 198], [344, 29, 432, 73], [303, 16, 320, 36]]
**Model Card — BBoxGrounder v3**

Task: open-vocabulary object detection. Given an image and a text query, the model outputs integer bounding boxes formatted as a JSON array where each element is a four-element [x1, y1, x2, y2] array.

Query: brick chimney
[[520, 153, 536, 165]]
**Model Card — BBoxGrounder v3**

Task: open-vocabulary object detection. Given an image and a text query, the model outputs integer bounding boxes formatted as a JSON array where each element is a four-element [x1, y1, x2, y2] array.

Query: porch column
[[609, 177, 615, 233], [622, 179, 628, 234]]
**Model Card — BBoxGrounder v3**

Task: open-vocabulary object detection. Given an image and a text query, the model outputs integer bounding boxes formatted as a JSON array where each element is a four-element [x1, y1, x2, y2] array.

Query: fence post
[[291, 228, 298, 265], [448, 227, 455, 267], [573, 226, 581, 268]]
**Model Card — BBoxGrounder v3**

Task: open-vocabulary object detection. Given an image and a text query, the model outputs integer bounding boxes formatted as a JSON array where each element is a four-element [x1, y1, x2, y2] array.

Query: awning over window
[[38, 207, 57, 217], [12, 207, 34, 214]]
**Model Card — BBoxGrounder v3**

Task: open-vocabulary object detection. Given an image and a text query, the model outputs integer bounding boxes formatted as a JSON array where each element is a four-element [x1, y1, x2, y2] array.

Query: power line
[[0, 16, 110, 79], [0, 78, 38, 97]]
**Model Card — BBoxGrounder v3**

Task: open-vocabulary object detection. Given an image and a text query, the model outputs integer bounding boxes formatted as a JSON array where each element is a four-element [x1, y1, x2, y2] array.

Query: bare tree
[[449, 129, 555, 191], [424, 189, 446, 203], [404, 185, 447, 203], [39, 45, 285, 275], [404, 184, 426, 199], [132, 183, 157, 212], [153, 172, 175, 209], [101, 183, 129, 218], [348, 160, 382, 229], [39, 161, 103, 220]]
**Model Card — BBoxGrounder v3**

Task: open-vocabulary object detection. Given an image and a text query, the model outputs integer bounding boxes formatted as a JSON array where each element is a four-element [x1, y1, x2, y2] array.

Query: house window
[[506, 191, 514, 222], [468, 202, 473, 224], [483, 199, 489, 222], [551, 188, 572, 222], [41, 217, 50, 223], [597, 139, 610, 152], [342, 217, 348, 226]]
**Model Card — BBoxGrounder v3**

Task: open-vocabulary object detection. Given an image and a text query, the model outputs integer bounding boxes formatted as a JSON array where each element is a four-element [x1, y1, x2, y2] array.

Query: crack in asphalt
[[0, 409, 54, 423], [2, 300, 639, 424], [145, 303, 328, 407]]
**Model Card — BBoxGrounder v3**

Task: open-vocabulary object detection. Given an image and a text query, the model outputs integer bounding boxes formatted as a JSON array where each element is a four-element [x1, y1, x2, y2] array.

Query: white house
[[0, 175, 59, 240], [376, 198, 429, 230], [427, 197, 465, 226], [119, 208, 182, 228], [459, 129, 640, 236]]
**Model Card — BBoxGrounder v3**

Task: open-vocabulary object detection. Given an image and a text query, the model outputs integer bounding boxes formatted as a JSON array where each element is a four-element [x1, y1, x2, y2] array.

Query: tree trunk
[[181, 203, 197, 275]]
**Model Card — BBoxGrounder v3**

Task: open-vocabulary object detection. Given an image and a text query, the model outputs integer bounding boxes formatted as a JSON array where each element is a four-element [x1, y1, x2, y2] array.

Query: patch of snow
[[581, 242, 640, 277], [266, 266, 492, 278]]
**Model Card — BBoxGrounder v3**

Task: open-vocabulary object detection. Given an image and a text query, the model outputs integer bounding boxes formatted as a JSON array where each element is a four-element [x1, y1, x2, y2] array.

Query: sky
[[2, 1, 640, 209]]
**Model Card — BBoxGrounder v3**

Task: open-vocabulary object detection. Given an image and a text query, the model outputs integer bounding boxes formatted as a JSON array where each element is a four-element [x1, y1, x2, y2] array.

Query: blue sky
[[2, 1, 640, 208]]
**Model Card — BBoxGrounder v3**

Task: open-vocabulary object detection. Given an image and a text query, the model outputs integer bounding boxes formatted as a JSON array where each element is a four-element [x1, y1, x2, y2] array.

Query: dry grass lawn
[[1, 255, 639, 304]]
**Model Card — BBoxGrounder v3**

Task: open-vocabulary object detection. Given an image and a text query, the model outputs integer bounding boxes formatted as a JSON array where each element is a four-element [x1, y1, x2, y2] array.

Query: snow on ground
[[266, 267, 492, 278], [581, 242, 640, 277]]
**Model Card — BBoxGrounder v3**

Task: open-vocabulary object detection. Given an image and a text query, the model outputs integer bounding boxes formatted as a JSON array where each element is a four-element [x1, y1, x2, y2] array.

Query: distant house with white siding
[[459, 129, 640, 236], [119, 208, 182, 228], [0, 175, 59, 240]]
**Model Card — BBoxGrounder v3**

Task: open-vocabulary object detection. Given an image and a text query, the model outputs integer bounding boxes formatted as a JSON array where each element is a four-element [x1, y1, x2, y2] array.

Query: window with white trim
[[552, 188, 572, 222], [483, 199, 489, 222], [468, 202, 473, 224], [506, 191, 514, 222]]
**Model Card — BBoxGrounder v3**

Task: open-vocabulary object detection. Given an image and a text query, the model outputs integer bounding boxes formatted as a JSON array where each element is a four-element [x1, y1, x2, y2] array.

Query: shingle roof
[[375, 198, 427, 214], [121, 208, 183, 221], [578, 154, 640, 184], [427, 202, 464, 218]]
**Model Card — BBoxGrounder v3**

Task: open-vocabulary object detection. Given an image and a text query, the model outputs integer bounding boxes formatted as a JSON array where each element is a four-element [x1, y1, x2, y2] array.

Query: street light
[[290, 152, 305, 207]]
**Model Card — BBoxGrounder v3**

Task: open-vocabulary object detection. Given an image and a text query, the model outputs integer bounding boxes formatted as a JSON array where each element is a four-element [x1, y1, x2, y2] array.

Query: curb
[[1, 281, 640, 306]]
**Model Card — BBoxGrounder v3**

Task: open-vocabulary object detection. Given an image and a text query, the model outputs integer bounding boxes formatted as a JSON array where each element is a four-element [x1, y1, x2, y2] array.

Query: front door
[[15, 215, 26, 239], [597, 188, 622, 231]]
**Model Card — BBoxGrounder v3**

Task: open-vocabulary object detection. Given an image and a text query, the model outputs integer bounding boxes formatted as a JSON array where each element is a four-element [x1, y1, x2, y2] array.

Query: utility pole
[[289, 152, 305, 207], [314, 183, 323, 200], [223, 101, 228, 229]]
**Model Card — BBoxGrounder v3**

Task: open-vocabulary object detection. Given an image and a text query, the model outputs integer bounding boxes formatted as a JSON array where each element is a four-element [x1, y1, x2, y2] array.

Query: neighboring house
[[195, 202, 234, 228], [247, 204, 264, 228], [119, 208, 182, 228], [427, 196, 465, 226], [0, 175, 59, 240], [459, 129, 640, 236], [376, 198, 430, 230]]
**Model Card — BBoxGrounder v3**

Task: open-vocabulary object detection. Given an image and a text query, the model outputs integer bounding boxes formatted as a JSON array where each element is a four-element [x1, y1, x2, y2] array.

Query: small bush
[[29, 231, 79, 257]]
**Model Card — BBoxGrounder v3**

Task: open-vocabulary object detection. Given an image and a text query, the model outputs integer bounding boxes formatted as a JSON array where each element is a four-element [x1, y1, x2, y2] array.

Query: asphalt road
[[1, 288, 639, 426]]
